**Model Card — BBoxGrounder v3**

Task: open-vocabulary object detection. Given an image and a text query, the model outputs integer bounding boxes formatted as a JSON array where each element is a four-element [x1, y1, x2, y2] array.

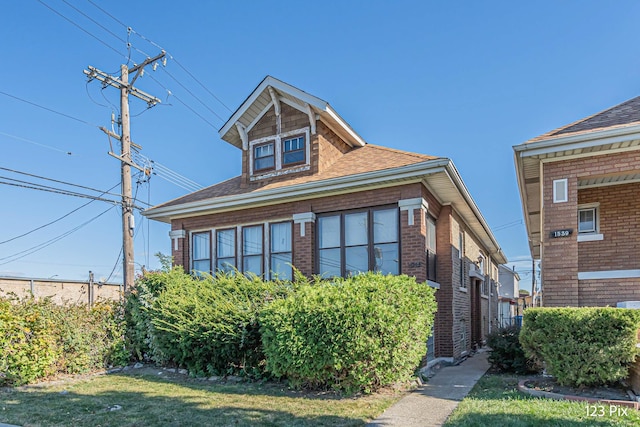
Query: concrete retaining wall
[[0, 276, 122, 305]]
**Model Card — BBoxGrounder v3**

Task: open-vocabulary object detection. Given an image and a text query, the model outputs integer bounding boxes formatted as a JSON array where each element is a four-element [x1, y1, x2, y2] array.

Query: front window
[[216, 228, 236, 272], [192, 231, 210, 274], [254, 143, 275, 171], [317, 208, 399, 277], [242, 225, 263, 276], [578, 207, 597, 233], [459, 231, 466, 289], [282, 136, 305, 166], [270, 222, 292, 280]]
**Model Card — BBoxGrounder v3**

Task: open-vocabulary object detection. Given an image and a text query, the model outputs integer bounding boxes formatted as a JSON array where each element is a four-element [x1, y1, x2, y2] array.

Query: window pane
[[217, 258, 236, 273], [579, 209, 595, 232], [319, 216, 341, 248], [243, 226, 262, 256], [217, 229, 235, 258], [284, 137, 304, 152], [319, 248, 341, 277], [192, 232, 210, 260], [373, 209, 397, 243], [345, 245, 368, 276], [192, 259, 210, 273], [345, 212, 368, 246], [374, 243, 399, 275], [271, 222, 291, 252], [243, 255, 262, 276], [255, 144, 274, 157], [427, 217, 437, 251], [271, 252, 292, 280], [255, 156, 274, 170], [283, 150, 304, 164]]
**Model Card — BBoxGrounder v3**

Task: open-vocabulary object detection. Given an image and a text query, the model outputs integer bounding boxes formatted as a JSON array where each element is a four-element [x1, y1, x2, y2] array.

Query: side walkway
[[368, 349, 490, 427]]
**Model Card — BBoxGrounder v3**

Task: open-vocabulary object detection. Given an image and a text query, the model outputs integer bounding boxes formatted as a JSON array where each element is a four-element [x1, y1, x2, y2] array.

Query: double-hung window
[[318, 207, 399, 277], [216, 228, 236, 272], [426, 215, 437, 282], [254, 143, 275, 171], [242, 225, 263, 276], [459, 231, 466, 289], [192, 231, 211, 274], [270, 222, 292, 280], [578, 207, 597, 234], [282, 136, 305, 166]]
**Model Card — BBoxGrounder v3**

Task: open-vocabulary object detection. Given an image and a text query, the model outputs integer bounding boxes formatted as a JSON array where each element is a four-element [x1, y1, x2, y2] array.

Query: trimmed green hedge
[[147, 269, 292, 377], [0, 296, 127, 386], [260, 273, 437, 393], [519, 307, 640, 387]]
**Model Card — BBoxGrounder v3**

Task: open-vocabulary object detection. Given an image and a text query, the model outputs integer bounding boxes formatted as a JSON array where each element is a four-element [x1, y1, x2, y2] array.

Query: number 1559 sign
[[550, 229, 573, 238]]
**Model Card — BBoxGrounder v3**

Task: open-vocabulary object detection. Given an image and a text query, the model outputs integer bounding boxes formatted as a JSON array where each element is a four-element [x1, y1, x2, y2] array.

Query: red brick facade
[[542, 151, 640, 307]]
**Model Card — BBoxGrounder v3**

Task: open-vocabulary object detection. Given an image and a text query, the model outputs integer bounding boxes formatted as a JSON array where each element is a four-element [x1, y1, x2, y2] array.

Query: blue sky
[[2, 1, 639, 291]]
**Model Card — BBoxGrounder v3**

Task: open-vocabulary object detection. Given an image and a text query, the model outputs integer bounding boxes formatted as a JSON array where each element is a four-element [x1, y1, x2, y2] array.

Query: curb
[[518, 379, 640, 410]]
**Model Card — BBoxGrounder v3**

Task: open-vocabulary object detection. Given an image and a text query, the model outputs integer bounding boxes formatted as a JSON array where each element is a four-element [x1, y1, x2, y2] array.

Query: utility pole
[[84, 51, 165, 292]]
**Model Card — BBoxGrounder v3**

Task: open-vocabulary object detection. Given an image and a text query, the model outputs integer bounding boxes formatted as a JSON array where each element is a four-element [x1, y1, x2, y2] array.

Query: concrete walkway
[[368, 349, 490, 426]]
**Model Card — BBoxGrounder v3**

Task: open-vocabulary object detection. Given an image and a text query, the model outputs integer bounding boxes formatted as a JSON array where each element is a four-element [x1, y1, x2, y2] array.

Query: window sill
[[458, 287, 468, 293], [577, 233, 603, 242], [481, 294, 489, 300]]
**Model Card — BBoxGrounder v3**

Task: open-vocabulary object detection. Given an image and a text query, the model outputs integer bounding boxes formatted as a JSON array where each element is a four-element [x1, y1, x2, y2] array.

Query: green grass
[[0, 371, 401, 427], [444, 374, 640, 427]]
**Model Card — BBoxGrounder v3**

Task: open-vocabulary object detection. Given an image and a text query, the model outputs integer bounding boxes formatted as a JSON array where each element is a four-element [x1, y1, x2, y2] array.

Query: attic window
[[282, 136, 305, 165], [254, 142, 275, 171]]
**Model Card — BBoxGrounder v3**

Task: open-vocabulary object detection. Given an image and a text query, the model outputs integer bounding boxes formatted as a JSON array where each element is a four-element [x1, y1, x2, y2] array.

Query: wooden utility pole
[[84, 51, 165, 292]]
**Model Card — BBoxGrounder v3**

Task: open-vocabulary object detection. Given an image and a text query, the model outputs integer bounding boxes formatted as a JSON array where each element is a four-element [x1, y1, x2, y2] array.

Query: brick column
[[543, 167, 579, 306], [435, 205, 454, 357], [293, 212, 315, 277], [399, 198, 428, 282], [169, 228, 187, 269]]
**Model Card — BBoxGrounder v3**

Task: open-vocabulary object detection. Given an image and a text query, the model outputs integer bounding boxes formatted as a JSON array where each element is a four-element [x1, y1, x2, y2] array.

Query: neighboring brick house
[[144, 76, 506, 360], [514, 96, 640, 307]]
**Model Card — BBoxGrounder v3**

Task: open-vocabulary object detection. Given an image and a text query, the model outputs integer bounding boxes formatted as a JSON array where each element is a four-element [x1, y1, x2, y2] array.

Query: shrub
[[487, 325, 539, 374], [260, 273, 437, 394], [148, 269, 292, 377], [520, 307, 640, 387], [0, 296, 127, 386]]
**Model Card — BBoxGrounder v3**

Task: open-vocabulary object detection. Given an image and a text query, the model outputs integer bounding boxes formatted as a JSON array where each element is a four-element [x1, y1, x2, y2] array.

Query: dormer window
[[254, 142, 275, 171], [249, 127, 311, 179], [283, 136, 305, 166]]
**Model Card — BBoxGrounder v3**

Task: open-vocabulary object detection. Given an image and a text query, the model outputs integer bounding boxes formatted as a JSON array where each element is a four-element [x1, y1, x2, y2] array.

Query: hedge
[[0, 296, 128, 386], [260, 273, 437, 394], [519, 307, 640, 387], [486, 324, 539, 374]]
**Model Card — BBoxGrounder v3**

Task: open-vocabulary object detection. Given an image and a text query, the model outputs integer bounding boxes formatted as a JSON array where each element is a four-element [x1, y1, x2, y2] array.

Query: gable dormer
[[219, 76, 366, 186]]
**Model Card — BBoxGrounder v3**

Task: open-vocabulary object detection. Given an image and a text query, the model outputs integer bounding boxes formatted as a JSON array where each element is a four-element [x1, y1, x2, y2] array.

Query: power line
[[0, 182, 120, 245], [0, 205, 117, 265], [37, 0, 127, 60], [0, 131, 73, 155], [0, 90, 98, 128]]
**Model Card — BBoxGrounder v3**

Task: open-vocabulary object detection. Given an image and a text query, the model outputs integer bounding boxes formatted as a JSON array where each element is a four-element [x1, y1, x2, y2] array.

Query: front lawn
[[0, 370, 402, 427], [444, 374, 640, 427]]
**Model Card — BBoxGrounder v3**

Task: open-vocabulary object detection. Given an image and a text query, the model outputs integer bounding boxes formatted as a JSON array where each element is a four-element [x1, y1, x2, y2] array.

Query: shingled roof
[[529, 95, 640, 143], [150, 144, 439, 210]]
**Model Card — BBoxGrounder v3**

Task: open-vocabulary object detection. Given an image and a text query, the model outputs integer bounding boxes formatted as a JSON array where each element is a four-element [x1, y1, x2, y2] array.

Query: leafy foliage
[[260, 273, 437, 394], [0, 295, 127, 386], [147, 269, 292, 377], [486, 325, 539, 374], [519, 307, 640, 387]]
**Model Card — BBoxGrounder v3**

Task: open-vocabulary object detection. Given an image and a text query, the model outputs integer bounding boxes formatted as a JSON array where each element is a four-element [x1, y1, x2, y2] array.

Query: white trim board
[[578, 270, 640, 280]]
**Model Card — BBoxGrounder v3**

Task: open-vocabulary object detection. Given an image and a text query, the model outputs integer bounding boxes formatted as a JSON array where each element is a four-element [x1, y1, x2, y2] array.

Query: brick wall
[[542, 151, 640, 307], [578, 182, 640, 272]]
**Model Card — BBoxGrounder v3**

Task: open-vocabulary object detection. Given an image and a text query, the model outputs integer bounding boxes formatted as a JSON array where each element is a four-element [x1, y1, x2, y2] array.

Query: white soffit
[[219, 76, 366, 149]]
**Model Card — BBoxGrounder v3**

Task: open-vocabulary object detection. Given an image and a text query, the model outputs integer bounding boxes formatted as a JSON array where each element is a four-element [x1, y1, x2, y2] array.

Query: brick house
[[144, 76, 507, 360], [514, 96, 640, 307]]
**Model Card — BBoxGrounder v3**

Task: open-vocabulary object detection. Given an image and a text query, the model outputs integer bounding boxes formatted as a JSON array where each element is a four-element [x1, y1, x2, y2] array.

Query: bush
[[0, 296, 127, 386], [520, 307, 640, 387], [487, 325, 539, 374], [260, 273, 437, 394], [147, 268, 292, 377]]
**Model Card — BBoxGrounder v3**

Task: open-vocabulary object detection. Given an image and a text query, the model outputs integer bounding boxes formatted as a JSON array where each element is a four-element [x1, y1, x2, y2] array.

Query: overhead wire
[[0, 91, 98, 128], [0, 182, 120, 245], [0, 205, 117, 265], [0, 131, 72, 155]]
